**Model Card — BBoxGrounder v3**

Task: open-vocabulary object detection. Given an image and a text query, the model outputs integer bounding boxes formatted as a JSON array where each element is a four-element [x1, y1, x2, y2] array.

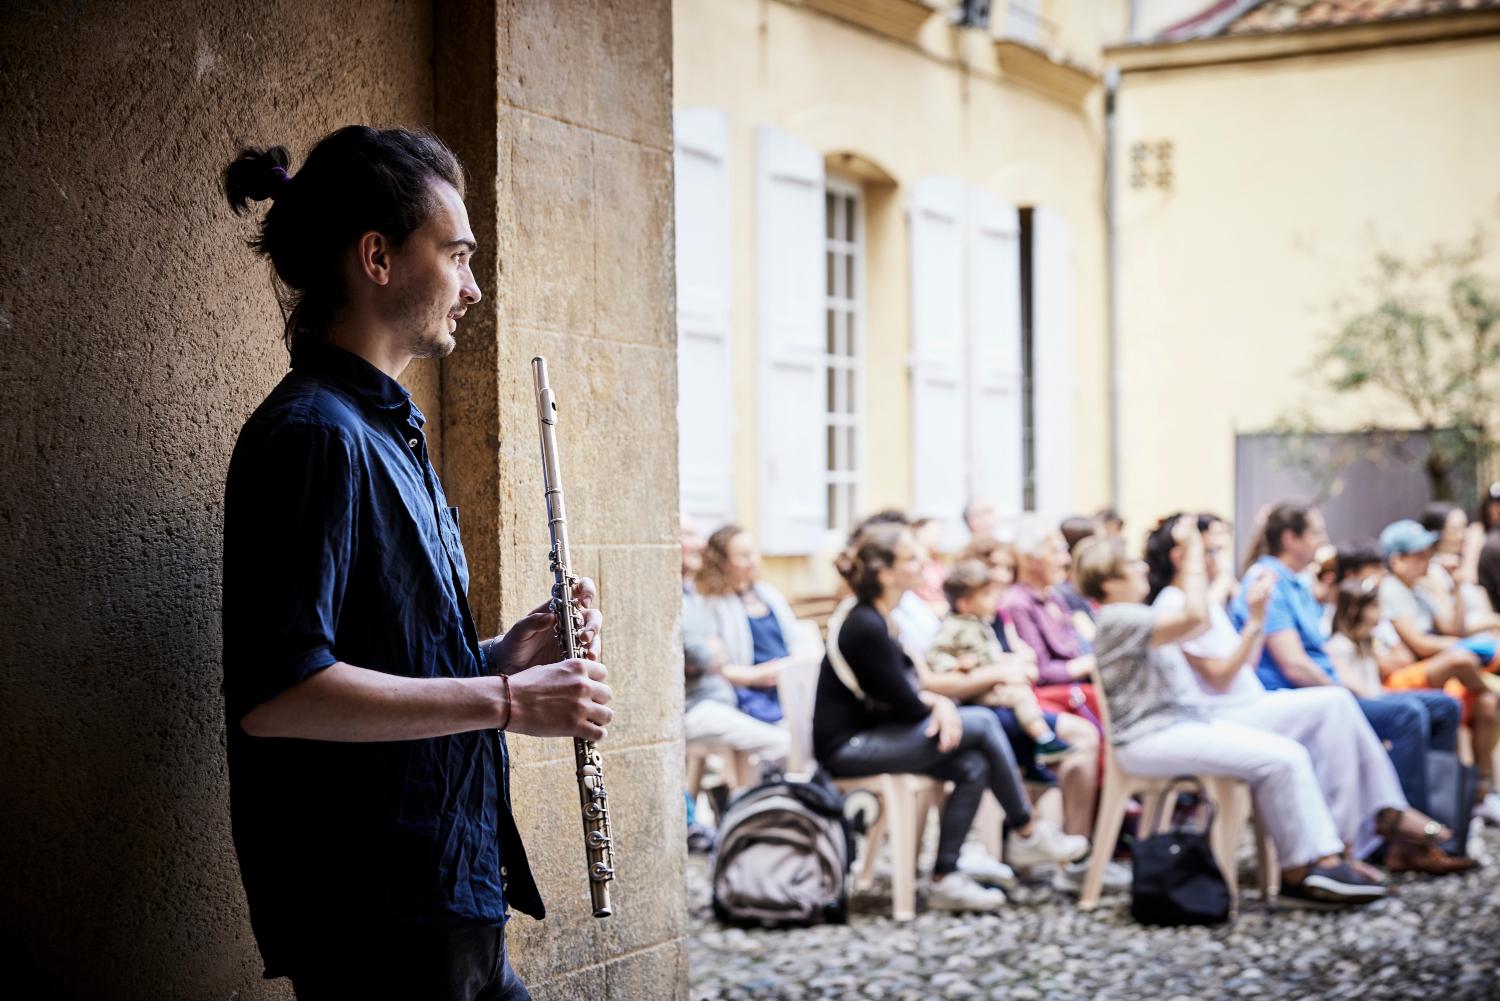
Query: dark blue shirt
[[1228, 555, 1334, 690], [222, 341, 541, 978], [738, 611, 789, 723]]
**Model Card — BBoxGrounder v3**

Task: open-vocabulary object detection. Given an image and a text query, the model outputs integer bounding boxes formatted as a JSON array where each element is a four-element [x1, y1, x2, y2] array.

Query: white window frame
[[822, 176, 866, 547]]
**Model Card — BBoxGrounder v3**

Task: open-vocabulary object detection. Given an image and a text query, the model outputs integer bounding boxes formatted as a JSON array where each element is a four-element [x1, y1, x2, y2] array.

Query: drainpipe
[[1103, 3, 1135, 510]]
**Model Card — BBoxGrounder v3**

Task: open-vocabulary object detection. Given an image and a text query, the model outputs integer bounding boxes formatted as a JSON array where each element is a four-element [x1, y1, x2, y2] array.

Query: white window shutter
[[908, 176, 968, 550], [674, 109, 735, 531], [967, 188, 1025, 519], [1033, 206, 1077, 516], [756, 125, 826, 556]]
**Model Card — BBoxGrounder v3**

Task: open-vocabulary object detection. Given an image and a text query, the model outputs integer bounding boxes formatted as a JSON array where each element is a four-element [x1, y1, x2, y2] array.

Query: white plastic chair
[[1080, 669, 1278, 912], [777, 651, 943, 922]]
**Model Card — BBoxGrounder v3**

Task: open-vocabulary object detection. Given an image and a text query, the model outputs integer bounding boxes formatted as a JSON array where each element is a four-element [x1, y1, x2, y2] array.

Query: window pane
[[846, 369, 856, 414], [845, 251, 855, 300], [842, 310, 854, 357], [846, 427, 856, 472], [825, 192, 835, 240], [827, 482, 837, 530], [847, 486, 858, 532], [845, 197, 856, 245], [826, 367, 837, 414], [826, 310, 837, 355], [826, 251, 836, 297], [826, 424, 837, 472]]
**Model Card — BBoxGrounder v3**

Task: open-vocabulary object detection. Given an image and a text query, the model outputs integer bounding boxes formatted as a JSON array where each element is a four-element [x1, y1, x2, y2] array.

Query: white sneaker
[[1006, 819, 1090, 867], [957, 842, 1017, 890], [927, 871, 1007, 912], [1474, 790, 1500, 826], [1050, 857, 1131, 895]]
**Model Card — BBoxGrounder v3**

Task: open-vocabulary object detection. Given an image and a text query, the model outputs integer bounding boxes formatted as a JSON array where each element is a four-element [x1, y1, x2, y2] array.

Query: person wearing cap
[[1378, 519, 1500, 823], [1229, 502, 1461, 819]]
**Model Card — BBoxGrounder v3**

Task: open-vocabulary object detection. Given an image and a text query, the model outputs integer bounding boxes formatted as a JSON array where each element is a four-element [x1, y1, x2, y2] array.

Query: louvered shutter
[[967, 188, 1025, 518], [1033, 206, 1077, 516], [674, 108, 735, 530], [756, 126, 826, 555], [908, 176, 968, 549]]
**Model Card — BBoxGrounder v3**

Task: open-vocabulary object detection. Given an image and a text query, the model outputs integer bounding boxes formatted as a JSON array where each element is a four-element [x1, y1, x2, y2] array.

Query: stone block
[[527, 962, 606, 1001], [606, 939, 689, 1001], [594, 543, 684, 752], [597, 741, 689, 958], [592, 132, 676, 349], [502, 0, 674, 151], [498, 329, 678, 550], [503, 110, 596, 335]]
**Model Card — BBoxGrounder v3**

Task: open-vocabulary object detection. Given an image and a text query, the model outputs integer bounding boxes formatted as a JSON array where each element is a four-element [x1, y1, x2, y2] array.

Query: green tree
[[1286, 230, 1500, 501]]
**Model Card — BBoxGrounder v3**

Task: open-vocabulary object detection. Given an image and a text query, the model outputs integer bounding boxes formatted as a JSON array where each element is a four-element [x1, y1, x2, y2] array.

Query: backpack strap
[[824, 598, 870, 704]]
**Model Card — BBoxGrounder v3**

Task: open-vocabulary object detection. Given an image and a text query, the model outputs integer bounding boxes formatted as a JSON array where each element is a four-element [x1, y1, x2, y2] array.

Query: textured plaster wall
[[0, 0, 684, 996], [1113, 35, 1500, 536]]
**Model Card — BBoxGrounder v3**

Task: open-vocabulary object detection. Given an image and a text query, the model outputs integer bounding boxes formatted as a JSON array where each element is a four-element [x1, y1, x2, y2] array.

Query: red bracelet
[[498, 673, 512, 731]]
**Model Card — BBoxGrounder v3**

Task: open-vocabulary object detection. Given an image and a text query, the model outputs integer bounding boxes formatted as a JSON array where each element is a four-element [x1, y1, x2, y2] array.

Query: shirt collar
[[291, 339, 416, 419]]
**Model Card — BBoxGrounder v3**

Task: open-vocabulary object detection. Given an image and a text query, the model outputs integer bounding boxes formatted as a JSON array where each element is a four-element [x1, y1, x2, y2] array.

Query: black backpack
[[710, 770, 855, 927], [1130, 776, 1231, 926]]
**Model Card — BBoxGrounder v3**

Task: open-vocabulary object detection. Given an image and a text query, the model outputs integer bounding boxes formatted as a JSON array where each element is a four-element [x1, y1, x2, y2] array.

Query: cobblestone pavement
[[687, 826, 1500, 1001]]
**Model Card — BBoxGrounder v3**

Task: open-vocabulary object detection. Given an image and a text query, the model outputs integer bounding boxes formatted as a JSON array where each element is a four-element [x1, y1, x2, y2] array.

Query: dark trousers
[[822, 706, 1032, 875], [1357, 690, 1461, 815], [289, 923, 529, 1001]]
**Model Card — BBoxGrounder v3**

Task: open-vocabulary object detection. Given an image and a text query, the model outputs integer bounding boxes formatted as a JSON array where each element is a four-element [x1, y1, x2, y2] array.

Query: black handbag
[[1425, 750, 1477, 857], [1129, 776, 1231, 926]]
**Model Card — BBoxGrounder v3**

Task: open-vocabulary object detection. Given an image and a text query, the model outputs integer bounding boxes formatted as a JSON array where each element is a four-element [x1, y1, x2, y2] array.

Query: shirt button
[[500, 866, 508, 878], [407, 437, 419, 449]]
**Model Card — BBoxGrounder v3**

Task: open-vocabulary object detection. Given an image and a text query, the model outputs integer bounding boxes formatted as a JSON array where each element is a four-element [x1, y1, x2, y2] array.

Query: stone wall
[[0, 0, 683, 996]]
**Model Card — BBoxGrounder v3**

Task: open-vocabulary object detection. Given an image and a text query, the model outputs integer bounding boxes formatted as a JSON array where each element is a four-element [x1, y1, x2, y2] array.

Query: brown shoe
[[1385, 841, 1478, 876]]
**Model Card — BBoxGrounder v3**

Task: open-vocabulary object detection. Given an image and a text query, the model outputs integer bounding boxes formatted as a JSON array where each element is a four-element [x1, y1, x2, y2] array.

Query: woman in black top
[[813, 522, 1089, 911]]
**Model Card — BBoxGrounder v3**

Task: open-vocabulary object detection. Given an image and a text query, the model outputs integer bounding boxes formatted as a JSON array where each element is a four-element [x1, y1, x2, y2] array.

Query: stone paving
[[687, 825, 1500, 1001]]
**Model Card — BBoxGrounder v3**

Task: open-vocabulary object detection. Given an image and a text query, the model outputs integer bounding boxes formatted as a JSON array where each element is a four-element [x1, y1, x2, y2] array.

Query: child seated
[[928, 560, 1073, 764]]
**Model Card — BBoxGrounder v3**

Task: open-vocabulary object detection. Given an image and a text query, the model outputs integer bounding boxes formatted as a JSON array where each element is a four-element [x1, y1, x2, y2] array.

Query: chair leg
[[885, 776, 919, 922], [1081, 777, 1131, 910], [1253, 811, 1279, 902], [1206, 779, 1246, 913], [856, 806, 887, 890], [976, 792, 1004, 860]]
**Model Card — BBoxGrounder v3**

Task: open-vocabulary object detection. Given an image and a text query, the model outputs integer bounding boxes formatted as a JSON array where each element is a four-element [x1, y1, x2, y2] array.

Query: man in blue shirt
[[221, 127, 612, 1000], [1230, 502, 1458, 816]]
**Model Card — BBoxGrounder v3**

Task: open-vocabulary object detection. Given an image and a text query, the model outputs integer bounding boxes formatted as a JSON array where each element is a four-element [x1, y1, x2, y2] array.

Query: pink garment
[[999, 583, 1083, 686]]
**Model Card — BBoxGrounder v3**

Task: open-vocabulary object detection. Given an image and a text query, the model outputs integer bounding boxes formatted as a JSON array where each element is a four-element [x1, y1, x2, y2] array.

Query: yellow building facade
[[1109, 4, 1500, 539], [673, 0, 1124, 595]]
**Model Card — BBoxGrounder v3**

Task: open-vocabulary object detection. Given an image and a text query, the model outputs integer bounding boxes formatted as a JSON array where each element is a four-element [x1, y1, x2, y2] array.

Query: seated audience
[[1229, 502, 1461, 818], [1001, 518, 1098, 686], [910, 516, 950, 613], [1080, 524, 1390, 905], [681, 519, 789, 766], [927, 560, 1072, 762], [1148, 513, 1469, 873], [1419, 502, 1500, 633], [813, 522, 1087, 911], [1094, 506, 1125, 540], [963, 498, 998, 543], [852, 509, 944, 651], [696, 525, 814, 725], [1055, 515, 1099, 643]]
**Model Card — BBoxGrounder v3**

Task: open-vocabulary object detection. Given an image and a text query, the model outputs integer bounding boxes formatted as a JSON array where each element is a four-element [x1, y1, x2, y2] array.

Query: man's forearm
[[1275, 654, 1332, 688], [240, 661, 508, 741]]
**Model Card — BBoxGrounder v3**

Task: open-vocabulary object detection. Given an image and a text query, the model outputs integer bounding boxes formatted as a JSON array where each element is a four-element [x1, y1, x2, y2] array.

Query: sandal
[[1385, 841, 1478, 876], [1376, 808, 1452, 847]]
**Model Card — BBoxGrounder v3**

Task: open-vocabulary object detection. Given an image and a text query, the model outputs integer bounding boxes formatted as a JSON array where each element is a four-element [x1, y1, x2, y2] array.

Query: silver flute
[[531, 356, 616, 919]]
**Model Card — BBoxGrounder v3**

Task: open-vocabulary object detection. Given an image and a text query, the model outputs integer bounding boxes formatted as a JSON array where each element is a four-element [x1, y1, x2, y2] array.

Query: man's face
[[383, 181, 481, 360], [1202, 520, 1232, 580], [1283, 510, 1328, 570]]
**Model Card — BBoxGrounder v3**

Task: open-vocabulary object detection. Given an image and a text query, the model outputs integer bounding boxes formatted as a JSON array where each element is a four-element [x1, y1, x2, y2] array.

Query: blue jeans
[[989, 706, 1061, 774], [1356, 690, 1460, 815]]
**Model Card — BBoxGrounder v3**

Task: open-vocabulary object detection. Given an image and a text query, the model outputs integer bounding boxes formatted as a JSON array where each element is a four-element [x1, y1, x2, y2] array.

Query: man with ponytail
[[220, 126, 612, 999]]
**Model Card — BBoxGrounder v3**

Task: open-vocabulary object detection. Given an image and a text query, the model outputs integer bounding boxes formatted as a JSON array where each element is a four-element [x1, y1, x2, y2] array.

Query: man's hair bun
[[223, 145, 292, 215]]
